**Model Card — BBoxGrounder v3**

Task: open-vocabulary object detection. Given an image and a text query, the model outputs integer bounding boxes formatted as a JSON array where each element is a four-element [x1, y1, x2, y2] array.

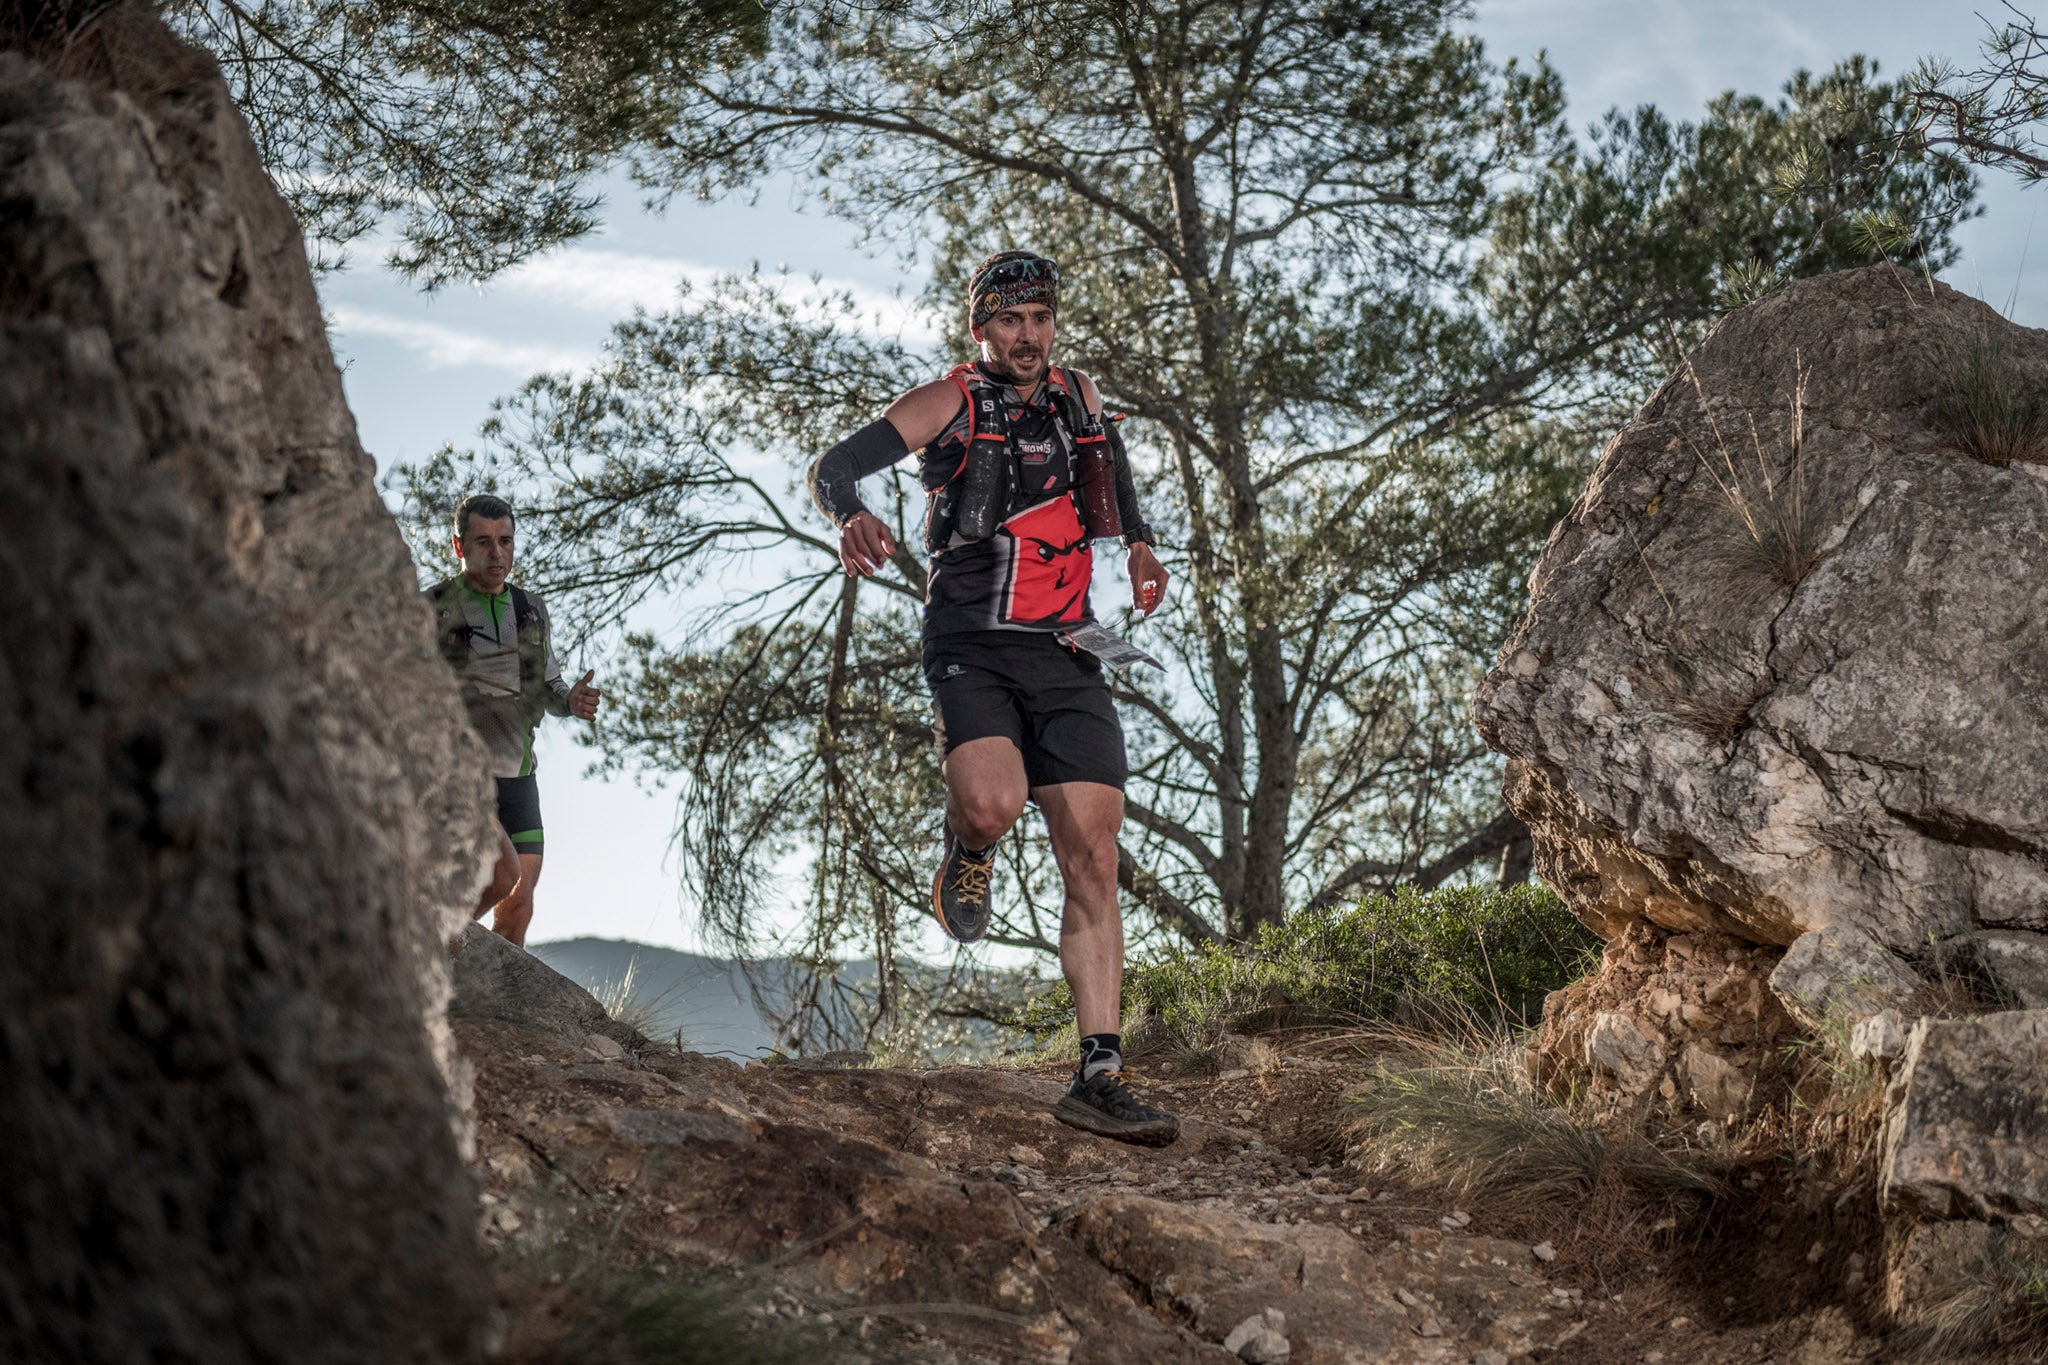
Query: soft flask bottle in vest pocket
[[1077, 435, 1123, 541], [953, 434, 1012, 542]]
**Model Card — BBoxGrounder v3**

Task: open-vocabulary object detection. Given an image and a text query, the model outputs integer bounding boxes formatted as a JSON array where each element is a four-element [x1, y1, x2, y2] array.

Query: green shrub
[[1020, 884, 1599, 1051]]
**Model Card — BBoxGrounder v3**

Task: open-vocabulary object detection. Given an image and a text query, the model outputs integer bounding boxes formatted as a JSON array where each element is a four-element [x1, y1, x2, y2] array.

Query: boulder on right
[[1475, 267, 2048, 1095], [1476, 266, 2048, 972]]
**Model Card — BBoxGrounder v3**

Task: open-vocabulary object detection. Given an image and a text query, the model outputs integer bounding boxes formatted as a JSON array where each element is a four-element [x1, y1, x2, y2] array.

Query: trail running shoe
[[1053, 1069, 1181, 1147], [931, 827, 997, 943]]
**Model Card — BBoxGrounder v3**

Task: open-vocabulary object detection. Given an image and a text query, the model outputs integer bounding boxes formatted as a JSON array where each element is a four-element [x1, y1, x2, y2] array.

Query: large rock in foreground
[[1, 7, 496, 1361], [1474, 266, 2048, 997]]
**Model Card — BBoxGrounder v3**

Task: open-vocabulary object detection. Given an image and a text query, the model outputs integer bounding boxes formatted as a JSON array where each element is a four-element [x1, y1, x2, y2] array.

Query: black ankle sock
[[1078, 1032, 1123, 1081]]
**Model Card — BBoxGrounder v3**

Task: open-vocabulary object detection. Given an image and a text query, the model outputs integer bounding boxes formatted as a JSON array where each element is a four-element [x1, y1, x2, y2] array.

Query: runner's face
[[455, 515, 515, 593], [978, 304, 1055, 384]]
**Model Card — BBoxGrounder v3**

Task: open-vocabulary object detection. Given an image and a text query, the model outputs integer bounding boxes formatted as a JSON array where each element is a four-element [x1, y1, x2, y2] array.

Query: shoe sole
[[1051, 1096, 1181, 1147]]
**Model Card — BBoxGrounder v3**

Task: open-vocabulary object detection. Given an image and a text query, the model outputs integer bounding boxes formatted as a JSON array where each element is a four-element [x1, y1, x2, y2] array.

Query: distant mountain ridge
[[530, 936, 1033, 1062], [529, 937, 786, 1060]]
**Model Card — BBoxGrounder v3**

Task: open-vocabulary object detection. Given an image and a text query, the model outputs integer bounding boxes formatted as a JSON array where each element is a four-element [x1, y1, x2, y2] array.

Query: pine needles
[[1906, 1231, 2048, 1357]]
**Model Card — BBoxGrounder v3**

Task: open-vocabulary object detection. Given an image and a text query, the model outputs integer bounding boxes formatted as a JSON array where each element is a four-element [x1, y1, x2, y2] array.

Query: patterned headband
[[969, 254, 1060, 330]]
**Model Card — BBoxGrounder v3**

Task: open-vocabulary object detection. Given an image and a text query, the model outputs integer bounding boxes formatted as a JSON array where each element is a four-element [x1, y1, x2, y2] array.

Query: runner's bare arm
[[882, 377, 966, 451], [1073, 370, 1104, 420]]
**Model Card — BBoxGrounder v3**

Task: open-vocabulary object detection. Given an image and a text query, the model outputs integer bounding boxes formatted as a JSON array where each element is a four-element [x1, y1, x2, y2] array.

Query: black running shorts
[[495, 774, 545, 854], [922, 630, 1128, 790]]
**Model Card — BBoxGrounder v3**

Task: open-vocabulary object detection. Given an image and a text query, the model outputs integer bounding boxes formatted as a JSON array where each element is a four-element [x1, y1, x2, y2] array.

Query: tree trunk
[[1497, 826, 1535, 888]]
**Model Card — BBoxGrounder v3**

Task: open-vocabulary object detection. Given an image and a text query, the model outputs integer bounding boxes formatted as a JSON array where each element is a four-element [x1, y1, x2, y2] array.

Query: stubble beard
[[989, 347, 1044, 386]]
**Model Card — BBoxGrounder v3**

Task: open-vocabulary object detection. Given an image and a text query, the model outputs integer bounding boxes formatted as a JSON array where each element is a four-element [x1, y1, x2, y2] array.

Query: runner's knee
[[952, 791, 1023, 847], [1059, 838, 1120, 904]]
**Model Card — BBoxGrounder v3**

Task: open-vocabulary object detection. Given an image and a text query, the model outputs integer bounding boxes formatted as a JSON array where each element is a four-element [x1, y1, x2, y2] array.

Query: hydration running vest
[[918, 365, 1117, 636], [428, 579, 548, 693], [424, 575, 582, 777], [920, 363, 1114, 553]]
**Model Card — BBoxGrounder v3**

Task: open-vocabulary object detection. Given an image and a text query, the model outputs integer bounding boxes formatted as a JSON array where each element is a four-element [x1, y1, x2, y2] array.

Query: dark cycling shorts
[[495, 774, 545, 855], [922, 630, 1128, 790]]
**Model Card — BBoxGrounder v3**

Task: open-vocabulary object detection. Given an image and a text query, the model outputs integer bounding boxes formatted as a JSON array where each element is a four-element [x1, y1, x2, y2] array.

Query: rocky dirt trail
[[466, 1016, 1576, 1364], [455, 932, 1912, 1365]]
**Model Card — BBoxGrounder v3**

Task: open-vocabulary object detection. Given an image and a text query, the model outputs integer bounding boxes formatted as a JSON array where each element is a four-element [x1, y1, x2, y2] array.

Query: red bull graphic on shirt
[[997, 495, 1092, 628]]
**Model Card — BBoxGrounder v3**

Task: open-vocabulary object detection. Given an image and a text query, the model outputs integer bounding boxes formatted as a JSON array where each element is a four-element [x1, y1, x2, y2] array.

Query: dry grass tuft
[[1636, 643, 1771, 746], [1242, 1036, 1282, 1075], [1343, 1015, 1727, 1269], [1906, 1231, 2048, 1358], [1766, 1009, 1890, 1193], [496, 1266, 820, 1365], [592, 956, 691, 1042], [1938, 326, 2048, 465], [1764, 939, 2009, 1201], [1678, 353, 1830, 600]]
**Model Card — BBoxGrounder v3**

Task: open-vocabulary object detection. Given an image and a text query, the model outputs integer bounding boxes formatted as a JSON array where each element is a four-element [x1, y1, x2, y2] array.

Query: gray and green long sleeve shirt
[[425, 576, 573, 778]]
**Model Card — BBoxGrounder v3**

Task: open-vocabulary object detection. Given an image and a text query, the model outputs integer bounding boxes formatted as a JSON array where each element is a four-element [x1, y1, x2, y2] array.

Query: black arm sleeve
[[807, 418, 911, 528], [1106, 420, 1155, 547]]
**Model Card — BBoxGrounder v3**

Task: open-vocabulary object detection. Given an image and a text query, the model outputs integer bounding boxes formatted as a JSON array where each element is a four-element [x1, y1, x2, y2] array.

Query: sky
[[319, 0, 2042, 956]]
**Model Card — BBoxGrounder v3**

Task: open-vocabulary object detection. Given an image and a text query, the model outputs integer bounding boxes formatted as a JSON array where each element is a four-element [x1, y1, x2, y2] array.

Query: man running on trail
[[806, 250, 1178, 1146], [426, 494, 601, 948]]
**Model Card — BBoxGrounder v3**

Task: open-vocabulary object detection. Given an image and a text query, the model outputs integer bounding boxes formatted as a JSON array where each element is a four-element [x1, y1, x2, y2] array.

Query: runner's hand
[[569, 669, 601, 720], [839, 510, 896, 577], [1129, 542, 1169, 617]]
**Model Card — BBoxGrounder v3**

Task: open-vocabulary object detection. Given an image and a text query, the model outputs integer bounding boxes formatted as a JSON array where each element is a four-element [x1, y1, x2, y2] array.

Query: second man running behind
[[427, 494, 601, 947]]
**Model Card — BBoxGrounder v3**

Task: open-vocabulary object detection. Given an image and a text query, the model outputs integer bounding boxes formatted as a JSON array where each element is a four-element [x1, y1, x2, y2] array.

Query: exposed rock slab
[[1, 8, 494, 1361], [1972, 931, 2048, 1008], [1769, 925, 1925, 1032], [450, 920, 645, 1053], [1474, 266, 2048, 960], [1881, 1010, 2048, 1219], [1065, 1195, 1570, 1363]]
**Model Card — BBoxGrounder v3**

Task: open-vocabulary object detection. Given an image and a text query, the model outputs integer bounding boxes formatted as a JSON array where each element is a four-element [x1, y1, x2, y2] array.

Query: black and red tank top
[[919, 367, 1096, 639]]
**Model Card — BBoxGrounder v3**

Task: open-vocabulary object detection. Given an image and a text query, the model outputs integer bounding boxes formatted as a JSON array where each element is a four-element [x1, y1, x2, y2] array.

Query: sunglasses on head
[[979, 256, 1059, 289]]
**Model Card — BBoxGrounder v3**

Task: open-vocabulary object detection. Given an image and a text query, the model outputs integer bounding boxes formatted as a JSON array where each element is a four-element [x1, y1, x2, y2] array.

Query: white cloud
[[494, 248, 722, 315], [495, 245, 940, 343], [328, 305, 592, 375], [1479, 0, 1868, 130], [325, 244, 942, 381]]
